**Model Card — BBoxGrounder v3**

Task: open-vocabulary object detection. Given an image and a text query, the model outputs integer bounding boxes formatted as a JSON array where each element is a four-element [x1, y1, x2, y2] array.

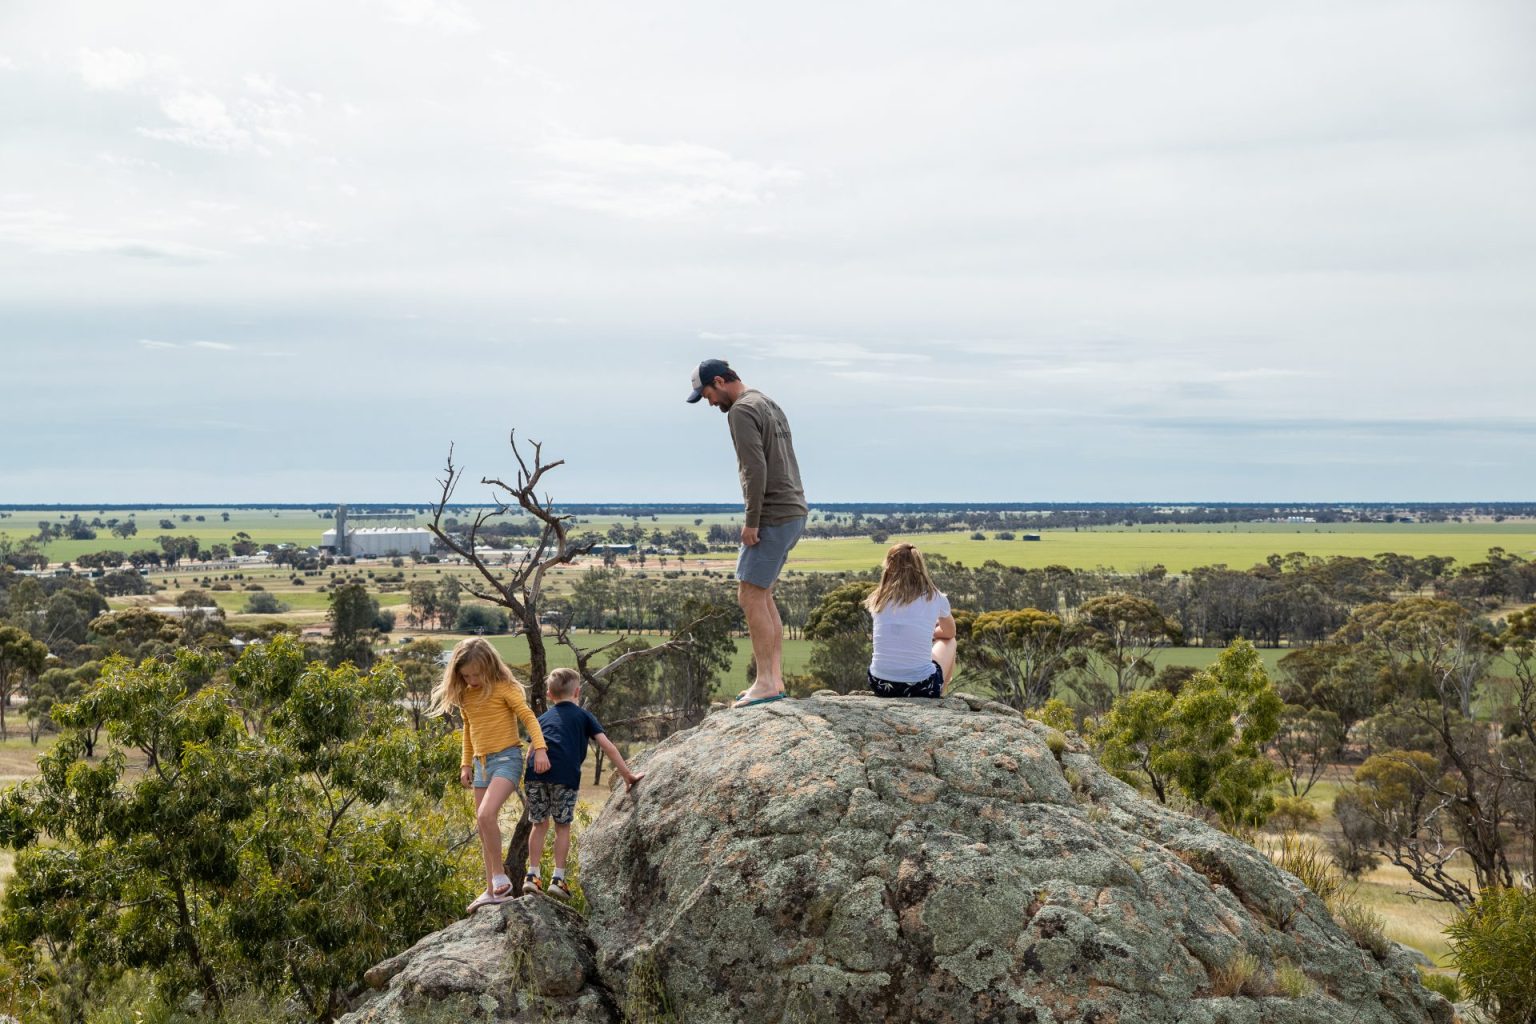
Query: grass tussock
[[1209, 951, 1261, 997], [1274, 959, 1316, 999]]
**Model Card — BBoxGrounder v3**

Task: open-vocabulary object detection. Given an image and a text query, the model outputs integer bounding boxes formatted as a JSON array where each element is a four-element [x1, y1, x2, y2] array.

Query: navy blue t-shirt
[[525, 701, 605, 790]]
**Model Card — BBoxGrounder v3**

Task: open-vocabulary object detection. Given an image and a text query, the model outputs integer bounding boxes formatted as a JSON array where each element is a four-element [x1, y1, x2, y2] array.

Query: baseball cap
[[686, 358, 732, 403]]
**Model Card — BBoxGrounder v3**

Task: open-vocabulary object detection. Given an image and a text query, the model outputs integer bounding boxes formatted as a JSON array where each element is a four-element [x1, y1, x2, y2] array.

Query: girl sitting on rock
[[428, 636, 551, 912], [865, 542, 957, 698]]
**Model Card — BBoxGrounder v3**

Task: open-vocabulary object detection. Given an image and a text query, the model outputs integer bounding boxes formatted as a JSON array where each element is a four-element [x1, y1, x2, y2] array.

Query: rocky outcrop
[[342, 694, 1451, 1024], [341, 896, 613, 1024]]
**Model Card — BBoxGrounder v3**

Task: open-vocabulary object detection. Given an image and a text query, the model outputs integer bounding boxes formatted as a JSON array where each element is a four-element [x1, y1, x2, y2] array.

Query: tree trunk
[[504, 803, 533, 880]]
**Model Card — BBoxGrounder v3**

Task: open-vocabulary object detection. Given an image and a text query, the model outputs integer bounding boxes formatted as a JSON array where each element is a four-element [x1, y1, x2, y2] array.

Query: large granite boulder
[[345, 694, 1451, 1024]]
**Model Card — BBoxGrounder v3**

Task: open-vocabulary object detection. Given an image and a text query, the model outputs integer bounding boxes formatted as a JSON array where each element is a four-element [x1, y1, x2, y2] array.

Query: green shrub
[[242, 591, 288, 614], [1447, 885, 1536, 1024], [1416, 969, 1460, 1003], [1274, 959, 1315, 999], [1026, 697, 1076, 734], [1210, 951, 1260, 996], [1335, 898, 1391, 959], [1269, 794, 1320, 833], [1273, 832, 1341, 905]]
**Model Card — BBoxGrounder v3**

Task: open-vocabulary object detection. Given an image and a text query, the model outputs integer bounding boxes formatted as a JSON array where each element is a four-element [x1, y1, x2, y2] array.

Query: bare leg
[[474, 777, 519, 890], [527, 819, 550, 876], [766, 589, 785, 685], [553, 823, 572, 872], [737, 581, 783, 699], [932, 637, 958, 688]]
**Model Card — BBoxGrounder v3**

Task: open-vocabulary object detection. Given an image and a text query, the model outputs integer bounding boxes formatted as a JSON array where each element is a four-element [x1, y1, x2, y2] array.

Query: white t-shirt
[[869, 590, 952, 683]]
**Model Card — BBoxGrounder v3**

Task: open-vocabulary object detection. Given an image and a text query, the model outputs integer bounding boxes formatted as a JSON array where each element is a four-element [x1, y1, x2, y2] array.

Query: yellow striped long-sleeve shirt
[[459, 679, 547, 767]]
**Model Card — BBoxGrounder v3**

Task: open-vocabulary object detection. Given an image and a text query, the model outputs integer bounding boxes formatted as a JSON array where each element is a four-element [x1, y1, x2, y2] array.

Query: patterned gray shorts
[[525, 781, 580, 825]]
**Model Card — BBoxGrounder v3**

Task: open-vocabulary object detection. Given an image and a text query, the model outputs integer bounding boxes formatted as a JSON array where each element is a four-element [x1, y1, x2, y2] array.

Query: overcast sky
[[2, 0, 1532, 505]]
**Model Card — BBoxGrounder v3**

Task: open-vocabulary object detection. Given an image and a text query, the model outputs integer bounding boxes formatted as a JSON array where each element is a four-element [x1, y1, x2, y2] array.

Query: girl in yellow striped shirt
[[428, 637, 550, 911]]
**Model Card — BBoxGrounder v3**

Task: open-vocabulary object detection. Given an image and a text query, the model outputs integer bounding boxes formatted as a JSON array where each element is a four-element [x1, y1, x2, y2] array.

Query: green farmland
[[787, 521, 1536, 574], [6, 507, 1535, 576]]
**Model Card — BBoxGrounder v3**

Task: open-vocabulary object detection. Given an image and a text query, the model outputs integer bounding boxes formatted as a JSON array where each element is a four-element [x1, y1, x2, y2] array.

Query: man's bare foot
[[732, 684, 783, 708]]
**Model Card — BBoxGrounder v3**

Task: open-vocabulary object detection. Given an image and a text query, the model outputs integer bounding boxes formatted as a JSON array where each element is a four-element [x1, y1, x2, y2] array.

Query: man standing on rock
[[687, 358, 807, 708]]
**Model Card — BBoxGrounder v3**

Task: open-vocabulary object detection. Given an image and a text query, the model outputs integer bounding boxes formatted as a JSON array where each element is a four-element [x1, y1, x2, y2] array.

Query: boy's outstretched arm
[[594, 734, 644, 788]]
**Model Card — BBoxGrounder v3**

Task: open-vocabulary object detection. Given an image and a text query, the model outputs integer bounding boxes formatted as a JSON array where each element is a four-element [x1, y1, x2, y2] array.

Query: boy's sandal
[[522, 874, 543, 896], [548, 877, 572, 902], [490, 874, 515, 899]]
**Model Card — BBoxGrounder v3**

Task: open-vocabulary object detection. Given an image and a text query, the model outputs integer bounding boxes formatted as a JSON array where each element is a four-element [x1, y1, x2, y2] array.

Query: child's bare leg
[[553, 822, 572, 872], [527, 819, 550, 875], [474, 776, 519, 889], [932, 636, 958, 688]]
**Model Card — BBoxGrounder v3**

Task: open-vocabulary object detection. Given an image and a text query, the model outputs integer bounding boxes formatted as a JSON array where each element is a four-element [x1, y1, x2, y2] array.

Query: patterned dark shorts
[[868, 661, 945, 699], [525, 781, 580, 825]]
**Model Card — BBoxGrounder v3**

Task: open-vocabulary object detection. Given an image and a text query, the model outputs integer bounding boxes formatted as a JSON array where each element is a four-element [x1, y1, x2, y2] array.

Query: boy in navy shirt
[[523, 667, 643, 900]]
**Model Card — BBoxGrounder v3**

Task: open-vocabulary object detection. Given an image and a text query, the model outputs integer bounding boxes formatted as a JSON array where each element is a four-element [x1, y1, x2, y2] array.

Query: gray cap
[[686, 358, 732, 403]]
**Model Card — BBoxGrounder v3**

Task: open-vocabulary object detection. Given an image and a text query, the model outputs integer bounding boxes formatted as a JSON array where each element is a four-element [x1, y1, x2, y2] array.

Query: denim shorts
[[736, 516, 806, 589], [869, 661, 945, 699], [471, 745, 525, 788]]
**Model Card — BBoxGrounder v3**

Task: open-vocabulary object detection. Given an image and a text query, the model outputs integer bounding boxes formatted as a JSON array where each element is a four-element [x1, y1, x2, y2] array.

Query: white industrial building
[[321, 527, 434, 557]]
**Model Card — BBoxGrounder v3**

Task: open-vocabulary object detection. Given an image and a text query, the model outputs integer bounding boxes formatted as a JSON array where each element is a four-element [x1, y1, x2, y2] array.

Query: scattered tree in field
[[434, 577, 461, 631], [388, 638, 444, 731], [805, 582, 875, 694], [406, 579, 438, 629], [1075, 593, 1183, 710], [327, 581, 380, 668], [1096, 639, 1282, 832], [453, 603, 509, 634], [1094, 687, 1179, 804], [242, 592, 288, 615], [0, 625, 48, 740], [958, 607, 1085, 709], [1272, 704, 1345, 796]]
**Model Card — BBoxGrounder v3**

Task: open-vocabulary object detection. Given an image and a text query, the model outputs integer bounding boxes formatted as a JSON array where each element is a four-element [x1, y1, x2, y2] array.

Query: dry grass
[[1209, 951, 1261, 997]]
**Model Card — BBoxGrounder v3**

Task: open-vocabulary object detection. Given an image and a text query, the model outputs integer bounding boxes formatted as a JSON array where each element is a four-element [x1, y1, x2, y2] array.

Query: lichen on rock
[[345, 695, 1452, 1024]]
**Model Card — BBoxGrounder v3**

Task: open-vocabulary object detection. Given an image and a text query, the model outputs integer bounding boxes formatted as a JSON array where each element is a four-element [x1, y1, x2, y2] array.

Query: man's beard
[[717, 397, 733, 412]]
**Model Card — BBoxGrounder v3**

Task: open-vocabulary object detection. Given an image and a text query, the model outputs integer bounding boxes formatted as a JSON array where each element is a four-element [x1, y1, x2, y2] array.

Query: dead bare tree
[[426, 431, 726, 877]]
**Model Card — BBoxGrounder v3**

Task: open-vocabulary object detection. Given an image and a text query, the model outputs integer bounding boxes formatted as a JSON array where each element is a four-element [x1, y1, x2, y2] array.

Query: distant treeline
[[6, 500, 1536, 520]]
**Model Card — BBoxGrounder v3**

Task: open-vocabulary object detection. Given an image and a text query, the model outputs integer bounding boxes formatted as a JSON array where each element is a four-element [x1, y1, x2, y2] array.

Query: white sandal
[[466, 890, 507, 912]]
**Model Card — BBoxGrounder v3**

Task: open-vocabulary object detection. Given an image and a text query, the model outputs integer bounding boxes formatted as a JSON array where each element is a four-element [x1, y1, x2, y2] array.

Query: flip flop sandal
[[466, 891, 503, 913], [732, 693, 787, 709]]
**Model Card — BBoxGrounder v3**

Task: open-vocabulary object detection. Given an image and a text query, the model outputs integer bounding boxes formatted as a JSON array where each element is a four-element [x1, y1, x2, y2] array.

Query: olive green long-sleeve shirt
[[727, 389, 807, 528]]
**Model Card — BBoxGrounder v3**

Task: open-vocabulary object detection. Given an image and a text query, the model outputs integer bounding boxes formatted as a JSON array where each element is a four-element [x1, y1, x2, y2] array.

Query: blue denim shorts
[[869, 661, 945, 699], [472, 745, 524, 788], [736, 516, 806, 589]]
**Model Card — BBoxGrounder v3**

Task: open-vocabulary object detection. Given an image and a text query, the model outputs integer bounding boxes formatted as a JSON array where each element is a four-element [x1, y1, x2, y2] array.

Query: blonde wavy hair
[[427, 636, 523, 716], [865, 542, 940, 613]]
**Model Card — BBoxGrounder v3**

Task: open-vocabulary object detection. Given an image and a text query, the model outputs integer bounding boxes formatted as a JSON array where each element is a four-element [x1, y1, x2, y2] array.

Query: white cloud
[[520, 137, 802, 219], [0, 207, 225, 261], [699, 333, 929, 369], [138, 340, 237, 351], [77, 47, 155, 90], [372, 0, 479, 34], [140, 92, 251, 151]]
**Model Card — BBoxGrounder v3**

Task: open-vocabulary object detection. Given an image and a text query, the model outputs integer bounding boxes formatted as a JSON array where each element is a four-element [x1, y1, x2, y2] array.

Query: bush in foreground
[[1447, 885, 1536, 1024], [0, 636, 466, 1022]]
